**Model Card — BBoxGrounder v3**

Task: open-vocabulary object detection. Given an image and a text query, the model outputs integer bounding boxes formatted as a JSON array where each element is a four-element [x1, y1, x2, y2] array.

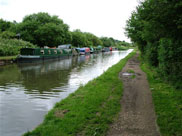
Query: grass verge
[[0, 56, 17, 60], [24, 50, 136, 136], [141, 62, 182, 136]]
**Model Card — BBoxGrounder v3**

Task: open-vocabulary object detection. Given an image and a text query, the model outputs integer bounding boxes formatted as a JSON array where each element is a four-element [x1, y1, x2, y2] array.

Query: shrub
[[158, 38, 182, 88], [0, 31, 16, 39], [0, 38, 37, 56]]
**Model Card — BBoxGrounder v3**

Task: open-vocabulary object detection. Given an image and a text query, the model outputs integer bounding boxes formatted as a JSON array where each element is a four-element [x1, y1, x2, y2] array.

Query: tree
[[125, 0, 182, 88], [0, 19, 14, 32], [84, 32, 102, 46], [71, 30, 87, 47], [100, 37, 113, 47], [17, 12, 71, 47]]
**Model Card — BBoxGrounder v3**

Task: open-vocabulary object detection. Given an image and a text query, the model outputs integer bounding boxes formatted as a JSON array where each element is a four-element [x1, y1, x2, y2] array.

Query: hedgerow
[[125, 0, 182, 88]]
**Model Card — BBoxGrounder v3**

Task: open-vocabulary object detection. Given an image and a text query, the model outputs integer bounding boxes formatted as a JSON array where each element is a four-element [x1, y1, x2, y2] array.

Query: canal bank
[[23, 50, 136, 136], [0, 56, 16, 66]]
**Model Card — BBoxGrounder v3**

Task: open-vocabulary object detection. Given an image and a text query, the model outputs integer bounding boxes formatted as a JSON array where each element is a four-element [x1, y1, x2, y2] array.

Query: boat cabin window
[[41, 50, 44, 55], [54, 50, 57, 54], [20, 48, 34, 55]]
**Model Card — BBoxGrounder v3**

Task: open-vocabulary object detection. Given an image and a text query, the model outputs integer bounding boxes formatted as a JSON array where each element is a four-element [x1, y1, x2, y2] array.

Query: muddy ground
[[107, 54, 160, 136]]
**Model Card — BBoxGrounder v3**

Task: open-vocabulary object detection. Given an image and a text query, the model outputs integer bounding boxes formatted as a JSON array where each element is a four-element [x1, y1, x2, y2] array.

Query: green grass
[[24, 50, 136, 136], [0, 56, 17, 60], [141, 62, 182, 136], [126, 69, 136, 79], [117, 46, 128, 50], [130, 75, 136, 79], [127, 69, 135, 74]]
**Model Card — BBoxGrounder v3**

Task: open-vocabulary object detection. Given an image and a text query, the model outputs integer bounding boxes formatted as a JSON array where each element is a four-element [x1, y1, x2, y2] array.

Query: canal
[[0, 49, 132, 136]]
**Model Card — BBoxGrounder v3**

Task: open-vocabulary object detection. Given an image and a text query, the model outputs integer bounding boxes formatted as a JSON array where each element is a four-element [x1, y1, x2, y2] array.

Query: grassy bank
[[24, 50, 136, 136], [0, 56, 17, 60], [117, 46, 128, 50], [141, 62, 182, 136]]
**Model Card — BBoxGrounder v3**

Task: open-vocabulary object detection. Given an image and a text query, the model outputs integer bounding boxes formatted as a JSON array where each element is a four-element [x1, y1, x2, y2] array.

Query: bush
[[144, 42, 159, 67], [125, 0, 182, 88], [17, 12, 71, 47], [0, 31, 16, 39], [0, 38, 37, 56], [158, 38, 182, 88]]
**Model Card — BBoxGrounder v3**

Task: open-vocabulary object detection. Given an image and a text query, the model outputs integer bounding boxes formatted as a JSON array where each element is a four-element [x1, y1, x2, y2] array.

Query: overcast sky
[[0, 0, 138, 42]]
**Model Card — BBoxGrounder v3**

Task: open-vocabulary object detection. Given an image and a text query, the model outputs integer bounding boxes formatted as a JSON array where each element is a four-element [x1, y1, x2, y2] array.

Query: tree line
[[125, 0, 182, 88], [0, 12, 130, 56]]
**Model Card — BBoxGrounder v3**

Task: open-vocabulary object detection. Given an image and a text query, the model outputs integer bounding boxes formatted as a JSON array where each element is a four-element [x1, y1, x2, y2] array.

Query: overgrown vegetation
[[23, 50, 136, 136], [141, 61, 182, 136], [0, 38, 37, 56], [125, 0, 182, 88], [0, 12, 132, 56]]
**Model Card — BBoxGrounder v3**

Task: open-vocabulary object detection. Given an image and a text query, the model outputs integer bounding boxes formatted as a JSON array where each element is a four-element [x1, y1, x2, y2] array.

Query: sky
[[0, 0, 138, 42]]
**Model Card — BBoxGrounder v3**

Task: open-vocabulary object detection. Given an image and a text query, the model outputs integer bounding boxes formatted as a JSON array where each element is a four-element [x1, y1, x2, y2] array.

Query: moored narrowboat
[[79, 47, 90, 55], [109, 47, 112, 51], [96, 45, 102, 53], [17, 48, 72, 63], [90, 47, 94, 54], [102, 47, 110, 52]]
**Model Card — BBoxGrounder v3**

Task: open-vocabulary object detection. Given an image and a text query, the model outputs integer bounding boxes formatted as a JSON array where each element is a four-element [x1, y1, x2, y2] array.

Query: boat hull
[[16, 48, 72, 63], [17, 55, 71, 63]]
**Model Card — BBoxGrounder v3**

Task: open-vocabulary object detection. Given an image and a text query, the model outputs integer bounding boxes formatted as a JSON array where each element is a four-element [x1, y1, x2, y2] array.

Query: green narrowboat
[[17, 48, 72, 63]]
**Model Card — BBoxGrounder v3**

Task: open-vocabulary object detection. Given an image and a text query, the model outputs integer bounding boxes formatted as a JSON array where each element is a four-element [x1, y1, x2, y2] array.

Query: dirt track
[[107, 54, 160, 136]]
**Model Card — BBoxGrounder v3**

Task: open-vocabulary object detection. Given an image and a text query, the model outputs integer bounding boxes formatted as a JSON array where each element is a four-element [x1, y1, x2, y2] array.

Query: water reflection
[[0, 50, 132, 136]]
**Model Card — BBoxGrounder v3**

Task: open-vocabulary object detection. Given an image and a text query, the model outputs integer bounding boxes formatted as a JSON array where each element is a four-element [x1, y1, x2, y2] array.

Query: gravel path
[[107, 54, 160, 136]]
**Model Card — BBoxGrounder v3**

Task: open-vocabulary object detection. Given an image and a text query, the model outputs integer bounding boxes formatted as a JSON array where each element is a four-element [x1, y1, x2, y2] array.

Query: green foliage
[[0, 18, 18, 39], [141, 62, 182, 136], [158, 38, 182, 88], [71, 29, 87, 47], [23, 51, 136, 136], [0, 31, 16, 39], [117, 46, 128, 51], [71, 30, 103, 47], [84, 32, 102, 47], [144, 42, 159, 66], [100, 37, 131, 48], [0, 12, 130, 56], [1, 13, 129, 52], [17, 12, 71, 47], [0, 19, 15, 32], [0, 38, 37, 56], [126, 0, 182, 88], [100, 37, 114, 47]]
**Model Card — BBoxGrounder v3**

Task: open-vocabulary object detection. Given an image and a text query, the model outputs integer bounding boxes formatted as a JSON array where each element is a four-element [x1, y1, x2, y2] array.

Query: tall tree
[[17, 12, 71, 47], [71, 30, 87, 47], [125, 0, 182, 87]]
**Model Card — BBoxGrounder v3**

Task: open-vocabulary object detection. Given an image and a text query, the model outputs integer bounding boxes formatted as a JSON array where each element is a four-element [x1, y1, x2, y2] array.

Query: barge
[[79, 48, 90, 55], [17, 48, 72, 63]]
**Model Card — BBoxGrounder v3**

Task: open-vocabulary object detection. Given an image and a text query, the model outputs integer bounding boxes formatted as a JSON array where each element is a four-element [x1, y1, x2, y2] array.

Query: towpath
[[107, 54, 160, 136]]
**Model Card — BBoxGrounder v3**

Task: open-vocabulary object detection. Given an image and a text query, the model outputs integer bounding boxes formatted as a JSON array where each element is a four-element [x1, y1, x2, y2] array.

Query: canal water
[[0, 49, 132, 136]]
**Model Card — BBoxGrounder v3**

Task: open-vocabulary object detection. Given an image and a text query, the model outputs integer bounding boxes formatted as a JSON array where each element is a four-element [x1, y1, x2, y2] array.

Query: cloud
[[0, 0, 10, 6]]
